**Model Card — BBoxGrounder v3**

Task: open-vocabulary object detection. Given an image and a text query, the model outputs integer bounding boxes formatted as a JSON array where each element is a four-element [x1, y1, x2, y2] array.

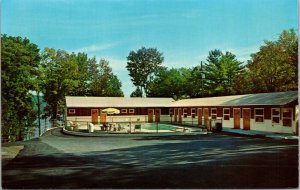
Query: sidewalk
[[222, 128, 299, 140], [2, 144, 24, 166]]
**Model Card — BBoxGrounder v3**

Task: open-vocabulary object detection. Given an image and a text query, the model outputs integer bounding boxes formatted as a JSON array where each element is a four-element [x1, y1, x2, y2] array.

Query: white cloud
[[95, 56, 127, 72], [70, 42, 119, 54], [222, 45, 260, 62]]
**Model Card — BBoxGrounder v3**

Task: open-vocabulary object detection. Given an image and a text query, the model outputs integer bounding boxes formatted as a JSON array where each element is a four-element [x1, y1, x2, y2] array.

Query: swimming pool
[[142, 123, 180, 131]]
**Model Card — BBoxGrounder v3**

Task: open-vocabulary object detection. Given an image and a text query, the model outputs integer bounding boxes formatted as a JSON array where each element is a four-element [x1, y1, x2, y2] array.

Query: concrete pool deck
[[62, 127, 209, 137]]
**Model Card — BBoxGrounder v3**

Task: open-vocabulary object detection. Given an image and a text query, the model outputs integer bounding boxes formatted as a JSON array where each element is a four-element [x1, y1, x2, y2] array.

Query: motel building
[[66, 91, 298, 135]]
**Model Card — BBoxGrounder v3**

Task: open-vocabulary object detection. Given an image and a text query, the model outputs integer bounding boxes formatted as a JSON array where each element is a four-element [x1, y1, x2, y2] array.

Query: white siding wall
[[249, 119, 294, 134], [222, 118, 232, 128], [220, 116, 295, 134]]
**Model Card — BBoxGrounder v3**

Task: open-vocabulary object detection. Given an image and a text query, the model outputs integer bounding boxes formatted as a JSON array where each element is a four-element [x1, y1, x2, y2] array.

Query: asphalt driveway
[[2, 128, 298, 188]]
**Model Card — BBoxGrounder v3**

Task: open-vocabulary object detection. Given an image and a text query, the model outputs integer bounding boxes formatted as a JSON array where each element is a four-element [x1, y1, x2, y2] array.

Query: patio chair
[[69, 121, 79, 131], [117, 124, 126, 131], [134, 124, 141, 132]]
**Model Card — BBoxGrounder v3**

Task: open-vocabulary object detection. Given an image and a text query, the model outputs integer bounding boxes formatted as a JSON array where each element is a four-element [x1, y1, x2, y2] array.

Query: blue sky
[[2, 0, 298, 96]]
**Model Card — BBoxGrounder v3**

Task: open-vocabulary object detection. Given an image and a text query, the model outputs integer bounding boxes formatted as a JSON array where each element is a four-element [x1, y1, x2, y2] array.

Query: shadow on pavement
[[2, 135, 298, 189]]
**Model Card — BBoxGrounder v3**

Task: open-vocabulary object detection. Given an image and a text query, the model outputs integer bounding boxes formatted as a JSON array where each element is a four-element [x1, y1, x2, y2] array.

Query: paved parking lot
[[2, 128, 298, 188]]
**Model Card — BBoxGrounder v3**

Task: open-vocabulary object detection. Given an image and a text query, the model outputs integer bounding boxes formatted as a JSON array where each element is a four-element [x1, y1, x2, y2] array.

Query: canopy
[[101, 108, 120, 114]]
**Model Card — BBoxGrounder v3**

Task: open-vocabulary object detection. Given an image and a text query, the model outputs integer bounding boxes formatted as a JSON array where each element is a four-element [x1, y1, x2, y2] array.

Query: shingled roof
[[170, 91, 298, 107], [66, 96, 175, 108], [66, 91, 298, 108]]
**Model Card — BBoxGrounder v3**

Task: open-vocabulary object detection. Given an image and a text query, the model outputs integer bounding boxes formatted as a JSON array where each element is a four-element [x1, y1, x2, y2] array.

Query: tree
[[1, 34, 40, 141], [126, 47, 164, 96], [88, 59, 124, 97], [246, 29, 298, 93], [204, 49, 244, 96], [69, 52, 94, 96], [147, 67, 192, 99], [40, 48, 79, 119], [130, 87, 143, 97], [189, 63, 209, 97]]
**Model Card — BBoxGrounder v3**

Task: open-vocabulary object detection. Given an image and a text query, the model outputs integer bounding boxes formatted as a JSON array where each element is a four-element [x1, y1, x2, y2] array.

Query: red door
[[178, 108, 182, 123], [243, 108, 251, 130], [203, 108, 210, 130], [91, 109, 99, 124], [155, 109, 161, 122], [198, 108, 202, 126], [233, 108, 240, 129], [174, 108, 178, 122], [148, 109, 154, 123]]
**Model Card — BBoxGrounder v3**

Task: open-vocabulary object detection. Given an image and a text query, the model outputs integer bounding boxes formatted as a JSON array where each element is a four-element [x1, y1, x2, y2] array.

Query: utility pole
[[37, 91, 41, 136], [200, 61, 205, 97]]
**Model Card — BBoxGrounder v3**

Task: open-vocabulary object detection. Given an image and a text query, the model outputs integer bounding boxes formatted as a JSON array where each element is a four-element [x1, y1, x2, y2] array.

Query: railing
[[65, 118, 223, 134], [169, 118, 223, 131], [24, 118, 65, 141]]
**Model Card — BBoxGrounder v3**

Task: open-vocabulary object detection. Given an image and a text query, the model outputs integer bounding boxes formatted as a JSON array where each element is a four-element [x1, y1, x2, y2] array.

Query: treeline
[[1, 35, 123, 141], [127, 29, 298, 99]]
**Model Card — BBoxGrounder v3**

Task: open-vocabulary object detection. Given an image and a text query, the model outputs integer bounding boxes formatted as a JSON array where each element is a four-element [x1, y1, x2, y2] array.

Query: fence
[[65, 118, 223, 134], [24, 118, 64, 141]]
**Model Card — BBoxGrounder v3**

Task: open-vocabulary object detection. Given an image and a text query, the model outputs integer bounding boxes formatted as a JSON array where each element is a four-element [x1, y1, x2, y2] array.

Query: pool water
[[142, 123, 177, 131]]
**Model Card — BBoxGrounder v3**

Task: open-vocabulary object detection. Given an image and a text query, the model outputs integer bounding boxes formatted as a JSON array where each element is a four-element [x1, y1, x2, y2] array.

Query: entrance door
[[174, 108, 178, 122], [203, 108, 210, 130], [243, 108, 251, 130], [148, 109, 154, 123], [178, 108, 182, 123], [198, 108, 202, 126], [233, 108, 241, 129], [155, 109, 161, 122], [100, 113, 107, 124], [91, 109, 99, 124]]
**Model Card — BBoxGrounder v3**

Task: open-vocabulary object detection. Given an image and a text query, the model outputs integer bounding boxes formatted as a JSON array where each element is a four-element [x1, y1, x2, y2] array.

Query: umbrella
[[101, 108, 120, 123], [101, 108, 120, 114]]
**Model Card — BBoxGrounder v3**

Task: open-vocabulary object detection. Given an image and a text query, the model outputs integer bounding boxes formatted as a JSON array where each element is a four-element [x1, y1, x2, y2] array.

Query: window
[[272, 108, 280, 124], [183, 108, 187, 118], [211, 108, 217, 119], [223, 108, 230, 120], [282, 108, 292, 127], [169, 108, 174, 116], [255, 108, 264, 122], [69, 109, 75, 114], [129, 109, 135, 114], [191, 108, 196, 118], [121, 109, 127, 113]]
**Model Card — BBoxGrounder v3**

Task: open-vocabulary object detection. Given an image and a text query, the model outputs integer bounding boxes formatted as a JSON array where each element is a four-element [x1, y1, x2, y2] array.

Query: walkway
[[223, 128, 299, 140]]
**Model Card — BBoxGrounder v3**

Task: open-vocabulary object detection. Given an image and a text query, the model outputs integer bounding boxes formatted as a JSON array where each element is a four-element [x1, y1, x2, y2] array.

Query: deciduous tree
[[88, 59, 123, 97], [40, 48, 79, 119], [126, 47, 164, 96], [246, 29, 298, 93], [1, 35, 40, 141], [147, 67, 192, 99]]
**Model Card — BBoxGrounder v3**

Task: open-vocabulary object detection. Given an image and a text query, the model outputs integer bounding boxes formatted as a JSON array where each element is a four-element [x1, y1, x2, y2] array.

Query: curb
[[222, 130, 298, 140], [62, 127, 208, 137]]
